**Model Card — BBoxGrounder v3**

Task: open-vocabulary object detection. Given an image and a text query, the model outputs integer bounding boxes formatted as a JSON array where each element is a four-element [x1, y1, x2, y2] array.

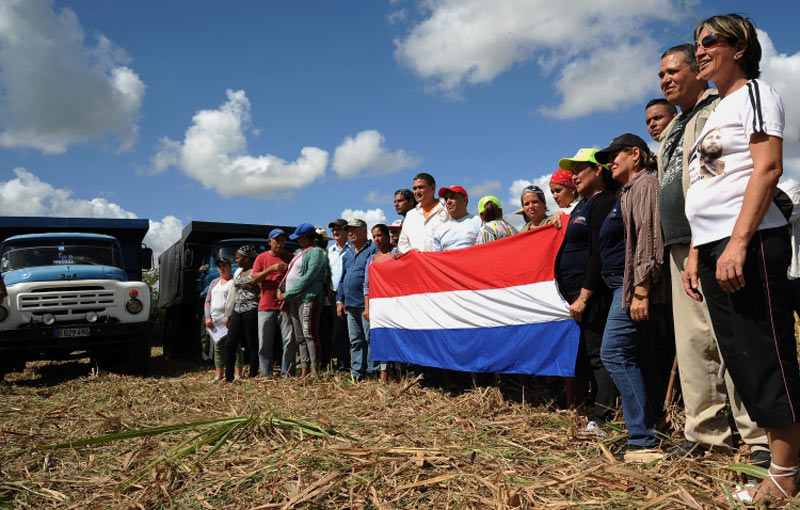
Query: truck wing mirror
[[140, 246, 153, 271]]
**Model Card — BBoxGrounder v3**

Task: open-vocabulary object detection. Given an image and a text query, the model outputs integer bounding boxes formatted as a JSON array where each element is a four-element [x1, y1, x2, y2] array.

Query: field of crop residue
[[0, 348, 789, 509]]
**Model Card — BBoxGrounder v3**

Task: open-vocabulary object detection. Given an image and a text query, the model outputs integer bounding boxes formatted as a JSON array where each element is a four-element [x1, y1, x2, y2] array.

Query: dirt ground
[[0, 348, 793, 509]]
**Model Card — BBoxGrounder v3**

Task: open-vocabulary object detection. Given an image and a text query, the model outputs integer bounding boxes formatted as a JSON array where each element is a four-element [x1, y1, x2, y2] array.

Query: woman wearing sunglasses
[[684, 14, 800, 501]]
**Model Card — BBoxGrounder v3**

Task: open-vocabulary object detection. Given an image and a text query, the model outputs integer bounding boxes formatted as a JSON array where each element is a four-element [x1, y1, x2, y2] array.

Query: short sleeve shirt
[[685, 80, 786, 246], [252, 250, 291, 311]]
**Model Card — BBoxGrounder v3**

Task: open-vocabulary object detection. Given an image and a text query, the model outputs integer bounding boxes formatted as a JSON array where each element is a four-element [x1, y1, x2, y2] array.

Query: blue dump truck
[[0, 217, 153, 378], [158, 221, 296, 360]]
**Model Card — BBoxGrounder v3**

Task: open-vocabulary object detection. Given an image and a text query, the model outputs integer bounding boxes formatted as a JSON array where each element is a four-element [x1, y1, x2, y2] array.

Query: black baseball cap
[[594, 133, 651, 164], [328, 218, 347, 228]]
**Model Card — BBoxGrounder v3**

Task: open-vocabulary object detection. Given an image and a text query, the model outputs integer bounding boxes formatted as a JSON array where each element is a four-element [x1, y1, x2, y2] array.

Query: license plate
[[56, 327, 90, 338]]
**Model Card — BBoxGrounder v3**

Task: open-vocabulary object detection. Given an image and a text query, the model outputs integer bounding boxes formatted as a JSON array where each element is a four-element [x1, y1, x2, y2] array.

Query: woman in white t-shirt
[[683, 14, 800, 502]]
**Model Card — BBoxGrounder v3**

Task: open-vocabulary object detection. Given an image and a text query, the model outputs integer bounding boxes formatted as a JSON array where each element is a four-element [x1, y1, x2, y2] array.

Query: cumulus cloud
[[339, 208, 389, 237], [466, 179, 501, 201], [0, 168, 181, 258], [365, 189, 394, 205], [758, 29, 800, 179], [153, 89, 328, 198], [332, 130, 421, 178], [395, 0, 680, 115], [0, 0, 145, 153]]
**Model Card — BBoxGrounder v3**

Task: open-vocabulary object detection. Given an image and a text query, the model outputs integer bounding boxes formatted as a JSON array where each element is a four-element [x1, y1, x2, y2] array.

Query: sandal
[[729, 462, 799, 504]]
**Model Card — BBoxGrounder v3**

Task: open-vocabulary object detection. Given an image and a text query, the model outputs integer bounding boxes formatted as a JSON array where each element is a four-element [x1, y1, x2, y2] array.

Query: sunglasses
[[695, 33, 736, 50]]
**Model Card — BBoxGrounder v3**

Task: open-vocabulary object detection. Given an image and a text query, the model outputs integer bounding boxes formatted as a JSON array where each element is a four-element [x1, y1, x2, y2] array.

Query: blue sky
[[1, 0, 799, 255]]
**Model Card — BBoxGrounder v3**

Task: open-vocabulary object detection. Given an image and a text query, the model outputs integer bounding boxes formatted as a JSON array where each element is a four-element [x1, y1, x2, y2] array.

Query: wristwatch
[[633, 292, 649, 300], [579, 295, 588, 303]]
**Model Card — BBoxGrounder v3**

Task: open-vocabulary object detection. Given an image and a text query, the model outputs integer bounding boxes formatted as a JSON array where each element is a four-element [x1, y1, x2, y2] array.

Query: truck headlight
[[86, 311, 98, 323], [43, 313, 56, 326], [126, 298, 144, 314], [0, 305, 7, 322]]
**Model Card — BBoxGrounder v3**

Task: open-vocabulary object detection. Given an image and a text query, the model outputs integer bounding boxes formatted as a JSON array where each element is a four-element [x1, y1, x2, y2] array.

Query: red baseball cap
[[438, 185, 468, 200]]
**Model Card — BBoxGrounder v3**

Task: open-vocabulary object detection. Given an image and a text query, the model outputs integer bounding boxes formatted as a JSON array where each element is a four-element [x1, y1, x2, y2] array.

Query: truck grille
[[19, 285, 115, 318]]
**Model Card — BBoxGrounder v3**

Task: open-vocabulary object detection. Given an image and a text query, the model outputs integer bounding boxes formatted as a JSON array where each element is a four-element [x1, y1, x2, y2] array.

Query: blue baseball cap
[[269, 228, 286, 239], [289, 223, 316, 240]]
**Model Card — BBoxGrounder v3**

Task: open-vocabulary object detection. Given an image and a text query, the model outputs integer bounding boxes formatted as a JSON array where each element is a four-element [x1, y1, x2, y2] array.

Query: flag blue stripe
[[370, 320, 580, 376]]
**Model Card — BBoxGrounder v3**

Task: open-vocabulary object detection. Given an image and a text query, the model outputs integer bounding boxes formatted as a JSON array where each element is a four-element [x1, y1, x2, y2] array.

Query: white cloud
[[153, 89, 328, 198], [365, 189, 394, 205], [332, 130, 421, 178], [339, 208, 389, 237], [0, 0, 145, 153], [0, 168, 181, 259], [387, 9, 407, 24], [758, 29, 800, 180], [394, 0, 680, 115], [466, 179, 501, 201], [541, 40, 661, 118]]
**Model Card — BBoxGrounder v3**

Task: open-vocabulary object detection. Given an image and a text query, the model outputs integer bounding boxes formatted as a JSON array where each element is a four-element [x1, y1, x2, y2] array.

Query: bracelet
[[579, 295, 588, 303], [633, 292, 649, 300]]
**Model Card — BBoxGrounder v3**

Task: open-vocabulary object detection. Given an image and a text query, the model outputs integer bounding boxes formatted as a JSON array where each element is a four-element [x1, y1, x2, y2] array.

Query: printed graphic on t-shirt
[[693, 128, 725, 179]]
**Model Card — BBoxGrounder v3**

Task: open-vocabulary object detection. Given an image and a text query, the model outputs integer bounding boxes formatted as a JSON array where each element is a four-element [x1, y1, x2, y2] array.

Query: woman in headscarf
[[519, 186, 550, 231], [549, 168, 580, 213], [684, 14, 800, 501]]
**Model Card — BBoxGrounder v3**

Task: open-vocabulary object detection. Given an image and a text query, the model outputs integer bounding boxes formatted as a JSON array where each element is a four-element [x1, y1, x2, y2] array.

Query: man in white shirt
[[397, 172, 449, 254], [432, 185, 482, 251]]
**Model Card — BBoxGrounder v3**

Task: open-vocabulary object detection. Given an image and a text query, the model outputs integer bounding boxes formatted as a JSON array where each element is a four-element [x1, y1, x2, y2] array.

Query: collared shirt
[[327, 241, 352, 292], [620, 171, 668, 307], [397, 198, 449, 253], [337, 239, 378, 308]]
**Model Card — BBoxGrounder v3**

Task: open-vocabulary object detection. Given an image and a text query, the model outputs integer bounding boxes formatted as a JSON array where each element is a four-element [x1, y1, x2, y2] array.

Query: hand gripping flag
[[368, 224, 580, 376]]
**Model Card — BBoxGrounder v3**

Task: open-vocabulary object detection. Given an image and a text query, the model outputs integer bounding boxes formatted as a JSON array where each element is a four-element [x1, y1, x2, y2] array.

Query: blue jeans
[[600, 276, 661, 447], [346, 306, 378, 378], [258, 310, 295, 377]]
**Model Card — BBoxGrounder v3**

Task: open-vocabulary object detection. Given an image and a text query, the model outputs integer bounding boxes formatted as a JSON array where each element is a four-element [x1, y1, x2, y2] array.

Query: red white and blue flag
[[369, 224, 580, 376]]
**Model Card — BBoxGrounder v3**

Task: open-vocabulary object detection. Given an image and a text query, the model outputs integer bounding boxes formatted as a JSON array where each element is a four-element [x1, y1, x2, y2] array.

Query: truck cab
[[0, 218, 153, 378]]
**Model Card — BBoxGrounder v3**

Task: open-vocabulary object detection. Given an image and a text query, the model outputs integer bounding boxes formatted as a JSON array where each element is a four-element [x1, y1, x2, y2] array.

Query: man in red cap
[[432, 185, 482, 251]]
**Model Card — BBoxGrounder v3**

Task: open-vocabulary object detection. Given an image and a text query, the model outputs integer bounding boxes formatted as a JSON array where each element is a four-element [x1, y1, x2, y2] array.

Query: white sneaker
[[208, 376, 222, 384], [577, 421, 607, 438]]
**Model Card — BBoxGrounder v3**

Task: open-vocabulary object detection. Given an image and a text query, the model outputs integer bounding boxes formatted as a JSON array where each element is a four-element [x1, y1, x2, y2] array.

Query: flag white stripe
[[370, 280, 572, 330]]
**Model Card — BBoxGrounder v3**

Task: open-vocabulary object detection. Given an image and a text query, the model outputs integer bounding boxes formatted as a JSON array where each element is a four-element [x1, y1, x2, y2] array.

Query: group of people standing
[[202, 13, 800, 502]]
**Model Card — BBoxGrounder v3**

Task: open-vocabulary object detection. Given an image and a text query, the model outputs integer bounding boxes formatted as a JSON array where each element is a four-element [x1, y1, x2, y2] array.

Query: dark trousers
[[318, 304, 334, 370], [698, 227, 800, 428], [332, 308, 351, 372], [226, 309, 259, 381], [564, 286, 618, 423]]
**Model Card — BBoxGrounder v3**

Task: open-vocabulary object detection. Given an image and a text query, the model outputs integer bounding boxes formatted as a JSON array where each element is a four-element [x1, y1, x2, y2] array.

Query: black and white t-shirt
[[685, 79, 786, 246]]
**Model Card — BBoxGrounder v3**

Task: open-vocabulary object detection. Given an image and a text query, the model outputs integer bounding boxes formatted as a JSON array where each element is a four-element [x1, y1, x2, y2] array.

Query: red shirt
[[252, 250, 291, 310]]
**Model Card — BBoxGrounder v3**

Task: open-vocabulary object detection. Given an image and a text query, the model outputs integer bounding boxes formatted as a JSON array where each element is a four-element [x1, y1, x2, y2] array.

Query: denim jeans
[[346, 306, 378, 378], [258, 309, 295, 377], [600, 275, 661, 447]]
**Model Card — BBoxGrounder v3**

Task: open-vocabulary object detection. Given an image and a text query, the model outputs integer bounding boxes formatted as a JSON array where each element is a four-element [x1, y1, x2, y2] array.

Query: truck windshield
[[216, 244, 268, 263], [1, 239, 124, 272]]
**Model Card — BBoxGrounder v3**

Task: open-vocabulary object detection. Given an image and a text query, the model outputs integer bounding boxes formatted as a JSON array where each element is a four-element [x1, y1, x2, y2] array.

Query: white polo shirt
[[397, 198, 449, 253]]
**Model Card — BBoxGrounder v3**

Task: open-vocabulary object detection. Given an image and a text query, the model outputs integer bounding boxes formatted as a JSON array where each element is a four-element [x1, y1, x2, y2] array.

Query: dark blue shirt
[[599, 197, 625, 277], [337, 240, 378, 308], [558, 196, 594, 292]]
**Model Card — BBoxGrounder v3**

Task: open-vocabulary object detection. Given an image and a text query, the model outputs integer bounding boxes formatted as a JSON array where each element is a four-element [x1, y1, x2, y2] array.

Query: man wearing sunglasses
[[656, 43, 768, 463]]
